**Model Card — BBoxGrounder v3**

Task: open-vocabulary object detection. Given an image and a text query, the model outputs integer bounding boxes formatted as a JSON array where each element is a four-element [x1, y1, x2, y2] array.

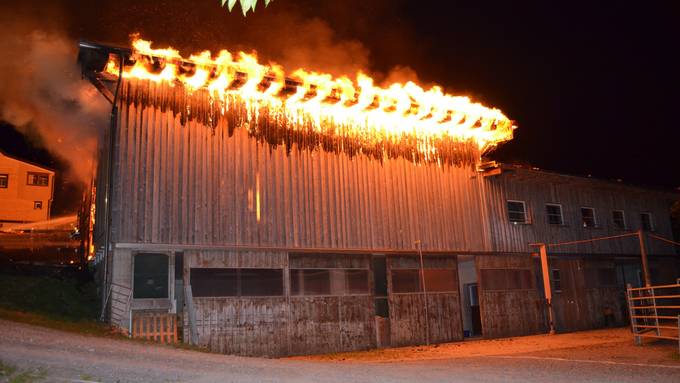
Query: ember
[[104, 36, 515, 166]]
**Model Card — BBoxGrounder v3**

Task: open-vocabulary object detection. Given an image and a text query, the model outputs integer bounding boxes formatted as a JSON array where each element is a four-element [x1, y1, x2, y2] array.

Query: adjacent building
[[0, 151, 55, 228]]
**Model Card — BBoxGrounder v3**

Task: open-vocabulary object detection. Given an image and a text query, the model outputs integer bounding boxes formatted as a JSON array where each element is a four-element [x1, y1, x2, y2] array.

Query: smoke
[[0, 23, 108, 185]]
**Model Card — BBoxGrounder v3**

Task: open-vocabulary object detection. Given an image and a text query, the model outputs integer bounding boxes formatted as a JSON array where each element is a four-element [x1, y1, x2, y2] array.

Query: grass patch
[[0, 273, 98, 321], [0, 361, 46, 383], [0, 272, 121, 338], [0, 360, 17, 377]]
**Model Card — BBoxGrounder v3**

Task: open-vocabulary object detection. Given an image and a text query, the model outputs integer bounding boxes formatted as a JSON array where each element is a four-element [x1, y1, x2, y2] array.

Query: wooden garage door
[[476, 255, 545, 338]]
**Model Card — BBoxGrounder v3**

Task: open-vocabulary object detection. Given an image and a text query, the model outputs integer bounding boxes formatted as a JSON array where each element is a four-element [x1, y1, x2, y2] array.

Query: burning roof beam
[[79, 37, 516, 166]]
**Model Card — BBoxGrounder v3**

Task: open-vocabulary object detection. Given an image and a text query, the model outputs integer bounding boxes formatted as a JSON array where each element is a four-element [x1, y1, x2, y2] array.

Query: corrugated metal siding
[[110, 79, 491, 253], [485, 169, 676, 255]]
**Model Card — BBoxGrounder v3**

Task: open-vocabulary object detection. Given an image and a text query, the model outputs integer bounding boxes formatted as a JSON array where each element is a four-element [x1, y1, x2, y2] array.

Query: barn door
[[387, 255, 464, 346], [551, 258, 622, 331], [476, 254, 545, 338]]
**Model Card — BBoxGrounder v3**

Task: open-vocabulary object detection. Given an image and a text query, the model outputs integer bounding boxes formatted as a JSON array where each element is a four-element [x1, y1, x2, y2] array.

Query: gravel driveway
[[1, 319, 679, 383]]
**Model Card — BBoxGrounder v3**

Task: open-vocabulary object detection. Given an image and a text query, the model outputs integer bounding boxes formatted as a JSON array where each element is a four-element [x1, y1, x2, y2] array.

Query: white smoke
[[0, 28, 109, 184]]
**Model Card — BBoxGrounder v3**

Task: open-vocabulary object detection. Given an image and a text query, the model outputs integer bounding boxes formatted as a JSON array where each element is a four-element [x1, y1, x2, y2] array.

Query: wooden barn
[[78, 40, 679, 356]]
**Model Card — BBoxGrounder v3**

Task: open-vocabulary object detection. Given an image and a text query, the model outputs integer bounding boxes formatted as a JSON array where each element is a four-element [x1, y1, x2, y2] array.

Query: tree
[[221, 0, 274, 16]]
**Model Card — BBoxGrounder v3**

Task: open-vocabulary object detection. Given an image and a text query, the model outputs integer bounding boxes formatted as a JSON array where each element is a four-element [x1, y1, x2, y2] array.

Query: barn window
[[480, 269, 533, 290], [0, 174, 7, 188], [391, 269, 422, 293], [545, 204, 564, 225], [27, 172, 49, 186], [640, 212, 654, 231], [290, 269, 331, 295], [598, 268, 617, 287], [191, 268, 238, 297], [507, 200, 528, 224], [345, 269, 370, 294], [191, 268, 284, 297], [133, 253, 169, 299], [240, 269, 284, 296], [424, 269, 458, 292], [611, 210, 626, 230], [551, 269, 562, 292], [580, 207, 597, 228]]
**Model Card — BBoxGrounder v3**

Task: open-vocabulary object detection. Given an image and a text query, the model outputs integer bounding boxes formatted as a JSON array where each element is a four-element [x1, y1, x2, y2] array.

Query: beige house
[[0, 151, 55, 227]]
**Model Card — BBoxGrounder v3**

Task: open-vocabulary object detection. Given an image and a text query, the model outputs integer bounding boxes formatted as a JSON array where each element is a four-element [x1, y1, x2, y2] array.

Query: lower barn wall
[[185, 250, 375, 356], [106, 247, 672, 356]]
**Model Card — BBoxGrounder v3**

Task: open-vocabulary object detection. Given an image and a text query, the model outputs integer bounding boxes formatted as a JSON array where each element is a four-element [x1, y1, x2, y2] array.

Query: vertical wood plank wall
[[110, 80, 491, 253]]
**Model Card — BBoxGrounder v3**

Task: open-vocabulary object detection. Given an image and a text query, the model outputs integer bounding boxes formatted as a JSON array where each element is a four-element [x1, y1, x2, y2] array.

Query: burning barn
[[78, 38, 678, 356]]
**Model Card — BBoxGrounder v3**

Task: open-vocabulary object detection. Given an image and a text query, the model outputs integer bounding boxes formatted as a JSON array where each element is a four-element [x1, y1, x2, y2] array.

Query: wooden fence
[[626, 282, 680, 350], [131, 311, 178, 344]]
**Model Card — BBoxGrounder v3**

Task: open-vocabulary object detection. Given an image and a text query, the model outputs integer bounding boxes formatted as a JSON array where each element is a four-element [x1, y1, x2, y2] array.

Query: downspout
[[99, 53, 124, 321]]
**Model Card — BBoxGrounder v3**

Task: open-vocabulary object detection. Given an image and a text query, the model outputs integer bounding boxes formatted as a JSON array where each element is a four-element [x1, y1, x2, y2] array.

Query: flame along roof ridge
[[103, 37, 516, 163]]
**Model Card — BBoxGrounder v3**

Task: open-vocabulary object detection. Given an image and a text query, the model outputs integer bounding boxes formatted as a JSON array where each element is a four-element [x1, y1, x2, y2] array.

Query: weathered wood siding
[[110, 80, 491, 253], [476, 255, 545, 338], [184, 251, 374, 356], [387, 256, 463, 345], [550, 258, 623, 332], [485, 168, 676, 255]]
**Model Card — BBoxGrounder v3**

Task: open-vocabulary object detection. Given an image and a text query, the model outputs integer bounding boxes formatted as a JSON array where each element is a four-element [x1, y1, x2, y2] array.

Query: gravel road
[[1, 319, 679, 383]]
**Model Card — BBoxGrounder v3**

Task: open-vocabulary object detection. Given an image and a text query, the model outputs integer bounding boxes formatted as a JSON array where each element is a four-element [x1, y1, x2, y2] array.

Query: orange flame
[[105, 37, 515, 160]]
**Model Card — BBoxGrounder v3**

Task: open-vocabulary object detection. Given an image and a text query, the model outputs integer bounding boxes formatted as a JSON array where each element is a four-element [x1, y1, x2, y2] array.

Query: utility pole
[[415, 240, 430, 345], [637, 229, 652, 287], [531, 243, 555, 335]]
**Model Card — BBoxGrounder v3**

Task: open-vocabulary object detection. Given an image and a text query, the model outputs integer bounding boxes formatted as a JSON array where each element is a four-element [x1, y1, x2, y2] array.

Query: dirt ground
[[293, 327, 680, 366], [1, 319, 679, 383]]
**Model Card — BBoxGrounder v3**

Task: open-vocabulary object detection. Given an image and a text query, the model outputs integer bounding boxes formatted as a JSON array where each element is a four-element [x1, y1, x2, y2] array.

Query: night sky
[[2, 0, 679, 194]]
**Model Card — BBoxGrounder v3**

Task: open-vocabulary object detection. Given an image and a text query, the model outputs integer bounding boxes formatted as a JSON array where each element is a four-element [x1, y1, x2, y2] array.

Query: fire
[[105, 36, 515, 164]]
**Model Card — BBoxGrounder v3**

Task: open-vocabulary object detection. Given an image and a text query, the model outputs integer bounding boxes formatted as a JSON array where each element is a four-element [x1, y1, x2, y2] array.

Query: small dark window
[[551, 269, 562, 292], [174, 252, 184, 280], [191, 268, 284, 297], [612, 210, 626, 230], [373, 257, 388, 317], [134, 253, 169, 299], [290, 269, 331, 296], [190, 268, 238, 297], [0, 174, 8, 188], [391, 269, 421, 293], [507, 200, 527, 224], [546, 204, 564, 225], [373, 257, 388, 297], [640, 213, 654, 231], [33, 201, 43, 210], [345, 269, 370, 294], [581, 207, 597, 228], [424, 269, 458, 292], [241, 269, 284, 296], [27, 172, 49, 186]]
